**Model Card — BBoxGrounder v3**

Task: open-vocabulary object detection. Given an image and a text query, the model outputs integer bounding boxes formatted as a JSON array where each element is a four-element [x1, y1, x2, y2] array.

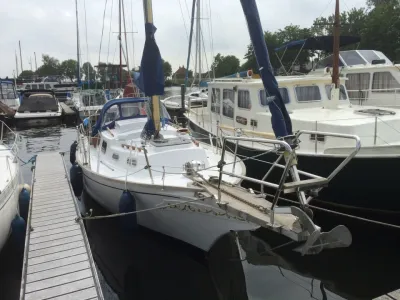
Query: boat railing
[[0, 120, 19, 155], [218, 131, 360, 210], [347, 87, 400, 106], [310, 115, 400, 149]]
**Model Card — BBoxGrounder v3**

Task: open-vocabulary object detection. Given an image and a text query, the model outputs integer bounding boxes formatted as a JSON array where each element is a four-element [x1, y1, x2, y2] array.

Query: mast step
[[283, 178, 329, 193]]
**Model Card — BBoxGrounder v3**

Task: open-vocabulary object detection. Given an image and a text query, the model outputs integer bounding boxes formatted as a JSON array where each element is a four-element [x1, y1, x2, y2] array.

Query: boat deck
[[20, 152, 103, 300], [374, 289, 400, 299]]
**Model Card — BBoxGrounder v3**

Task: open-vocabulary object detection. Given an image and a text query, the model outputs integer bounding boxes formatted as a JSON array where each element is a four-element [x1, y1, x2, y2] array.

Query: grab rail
[[217, 131, 361, 210]]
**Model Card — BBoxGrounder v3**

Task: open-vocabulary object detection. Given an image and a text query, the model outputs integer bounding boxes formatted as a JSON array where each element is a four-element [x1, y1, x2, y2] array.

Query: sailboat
[[74, 0, 358, 254]]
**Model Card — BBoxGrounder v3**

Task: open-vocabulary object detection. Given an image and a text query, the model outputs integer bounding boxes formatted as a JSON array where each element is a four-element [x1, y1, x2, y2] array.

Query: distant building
[[173, 66, 187, 79]]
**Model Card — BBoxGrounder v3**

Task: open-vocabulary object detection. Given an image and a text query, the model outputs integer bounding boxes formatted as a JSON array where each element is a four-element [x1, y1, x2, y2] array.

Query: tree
[[18, 70, 35, 79], [241, 25, 313, 75], [361, 0, 400, 61], [162, 60, 172, 79], [211, 53, 240, 78], [60, 59, 78, 81], [82, 62, 96, 81], [36, 54, 61, 76]]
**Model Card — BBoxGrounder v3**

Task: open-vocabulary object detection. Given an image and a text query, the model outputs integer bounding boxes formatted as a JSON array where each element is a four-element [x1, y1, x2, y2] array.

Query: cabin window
[[295, 86, 321, 102], [316, 55, 344, 69], [238, 90, 251, 109], [259, 88, 290, 106], [25, 85, 31, 89], [38, 84, 45, 89], [345, 73, 370, 91], [103, 104, 120, 125], [372, 72, 400, 92], [32, 84, 38, 89], [324, 85, 347, 100], [121, 102, 146, 117], [222, 89, 234, 119], [211, 88, 220, 114], [45, 84, 51, 89]]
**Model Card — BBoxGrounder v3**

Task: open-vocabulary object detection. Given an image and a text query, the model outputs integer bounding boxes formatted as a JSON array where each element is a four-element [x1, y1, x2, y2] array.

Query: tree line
[[18, 54, 175, 83]]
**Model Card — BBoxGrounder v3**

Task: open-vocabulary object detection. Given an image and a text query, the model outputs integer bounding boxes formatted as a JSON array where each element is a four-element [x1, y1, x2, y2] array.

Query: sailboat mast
[[184, 0, 197, 88], [15, 51, 19, 77], [119, 0, 123, 88], [332, 0, 340, 88], [75, 0, 81, 83], [197, 0, 201, 85], [19, 41, 23, 72]]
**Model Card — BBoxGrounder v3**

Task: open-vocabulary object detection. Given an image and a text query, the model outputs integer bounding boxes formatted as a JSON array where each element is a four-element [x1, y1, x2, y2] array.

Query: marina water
[[1, 88, 399, 300]]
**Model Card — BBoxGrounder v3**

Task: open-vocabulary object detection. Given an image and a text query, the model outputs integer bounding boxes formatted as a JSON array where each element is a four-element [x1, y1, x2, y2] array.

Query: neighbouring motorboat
[[0, 121, 20, 251], [14, 89, 62, 127], [275, 36, 400, 108], [71, 89, 107, 121], [74, 0, 359, 255], [187, 0, 400, 223]]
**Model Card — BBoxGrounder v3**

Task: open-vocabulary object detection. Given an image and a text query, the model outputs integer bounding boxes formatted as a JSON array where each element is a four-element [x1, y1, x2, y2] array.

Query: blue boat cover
[[240, 0, 292, 138], [274, 36, 361, 52], [136, 23, 164, 96]]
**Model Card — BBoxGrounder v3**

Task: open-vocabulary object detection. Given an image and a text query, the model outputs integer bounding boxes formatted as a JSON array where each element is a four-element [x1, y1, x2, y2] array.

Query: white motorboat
[[162, 90, 208, 111], [14, 90, 62, 127], [0, 121, 20, 251]]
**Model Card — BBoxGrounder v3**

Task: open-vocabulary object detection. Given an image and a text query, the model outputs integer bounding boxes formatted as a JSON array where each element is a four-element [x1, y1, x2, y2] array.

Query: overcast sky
[[0, 0, 366, 77]]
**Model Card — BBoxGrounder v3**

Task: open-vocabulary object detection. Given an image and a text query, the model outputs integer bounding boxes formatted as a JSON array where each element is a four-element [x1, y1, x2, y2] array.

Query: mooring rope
[[76, 195, 211, 221]]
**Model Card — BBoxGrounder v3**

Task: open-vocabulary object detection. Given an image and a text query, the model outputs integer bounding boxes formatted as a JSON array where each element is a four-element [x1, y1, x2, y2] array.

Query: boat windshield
[[102, 102, 147, 126], [0, 82, 17, 99], [325, 84, 348, 100]]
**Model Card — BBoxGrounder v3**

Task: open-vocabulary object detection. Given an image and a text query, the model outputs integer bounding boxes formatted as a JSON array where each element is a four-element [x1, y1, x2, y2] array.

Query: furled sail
[[240, 0, 292, 138]]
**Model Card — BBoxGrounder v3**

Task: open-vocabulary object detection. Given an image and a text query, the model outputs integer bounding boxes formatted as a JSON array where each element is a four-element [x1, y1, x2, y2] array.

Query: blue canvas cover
[[240, 0, 292, 138]]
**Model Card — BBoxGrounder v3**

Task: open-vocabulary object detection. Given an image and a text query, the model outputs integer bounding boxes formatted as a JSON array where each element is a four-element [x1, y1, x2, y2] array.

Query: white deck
[[20, 152, 103, 300], [374, 289, 400, 299]]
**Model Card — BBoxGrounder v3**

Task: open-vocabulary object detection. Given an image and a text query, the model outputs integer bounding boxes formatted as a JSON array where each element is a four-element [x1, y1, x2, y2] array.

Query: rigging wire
[[96, 0, 109, 90], [207, 0, 215, 79], [83, 0, 90, 83], [130, 0, 135, 69], [122, 0, 130, 72], [106, 0, 114, 68]]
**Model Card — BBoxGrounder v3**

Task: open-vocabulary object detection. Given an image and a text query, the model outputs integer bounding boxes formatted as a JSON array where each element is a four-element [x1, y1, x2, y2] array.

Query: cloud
[[0, 0, 366, 77]]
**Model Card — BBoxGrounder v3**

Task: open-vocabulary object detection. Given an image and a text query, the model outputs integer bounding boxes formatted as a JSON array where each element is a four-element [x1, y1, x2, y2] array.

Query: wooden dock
[[20, 152, 103, 300], [59, 102, 75, 116], [374, 289, 400, 299]]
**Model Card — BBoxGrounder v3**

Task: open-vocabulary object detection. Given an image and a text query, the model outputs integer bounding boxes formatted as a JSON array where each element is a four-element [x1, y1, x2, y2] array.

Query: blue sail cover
[[136, 23, 164, 96], [240, 0, 292, 138]]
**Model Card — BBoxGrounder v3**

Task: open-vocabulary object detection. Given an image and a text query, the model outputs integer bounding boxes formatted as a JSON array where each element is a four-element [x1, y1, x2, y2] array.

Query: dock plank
[[20, 152, 103, 299]]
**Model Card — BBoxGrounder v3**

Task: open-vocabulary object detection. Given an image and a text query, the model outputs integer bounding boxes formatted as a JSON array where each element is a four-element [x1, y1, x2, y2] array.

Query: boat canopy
[[92, 97, 148, 135], [18, 90, 58, 112], [274, 36, 361, 52]]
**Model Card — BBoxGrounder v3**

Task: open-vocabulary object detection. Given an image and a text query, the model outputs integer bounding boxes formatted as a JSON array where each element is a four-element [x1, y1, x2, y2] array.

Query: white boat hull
[[0, 164, 19, 252], [82, 167, 259, 251]]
